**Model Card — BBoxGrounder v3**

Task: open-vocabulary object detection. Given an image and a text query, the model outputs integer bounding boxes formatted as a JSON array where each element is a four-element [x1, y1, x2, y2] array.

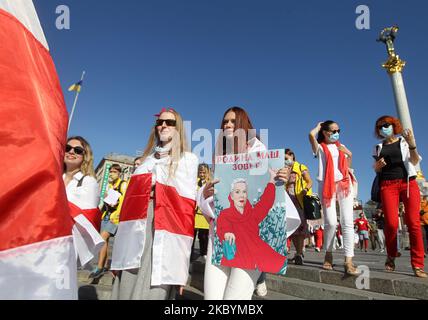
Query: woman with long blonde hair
[[111, 108, 199, 300]]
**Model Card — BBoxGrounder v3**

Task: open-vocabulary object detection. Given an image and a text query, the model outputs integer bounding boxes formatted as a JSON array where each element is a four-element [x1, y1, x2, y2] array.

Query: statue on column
[[377, 26, 399, 57]]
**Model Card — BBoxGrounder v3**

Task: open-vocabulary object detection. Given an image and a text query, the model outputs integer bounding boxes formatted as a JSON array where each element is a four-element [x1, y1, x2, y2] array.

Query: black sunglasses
[[329, 129, 341, 134], [66, 144, 85, 155], [155, 119, 177, 127], [377, 123, 392, 129]]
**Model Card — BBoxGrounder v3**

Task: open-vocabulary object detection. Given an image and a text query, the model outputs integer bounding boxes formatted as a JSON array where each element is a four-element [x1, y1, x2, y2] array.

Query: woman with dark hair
[[63, 136, 104, 268], [198, 106, 300, 300], [373, 115, 426, 277], [192, 164, 212, 260], [283, 148, 314, 265], [309, 121, 359, 275]]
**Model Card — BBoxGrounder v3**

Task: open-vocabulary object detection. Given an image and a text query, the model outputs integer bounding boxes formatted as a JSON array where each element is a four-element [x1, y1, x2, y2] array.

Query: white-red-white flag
[[0, 0, 77, 299], [111, 153, 198, 286]]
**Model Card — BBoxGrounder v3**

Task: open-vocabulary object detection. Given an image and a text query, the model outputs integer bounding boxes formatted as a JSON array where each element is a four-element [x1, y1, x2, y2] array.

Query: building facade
[[95, 153, 136, 195]]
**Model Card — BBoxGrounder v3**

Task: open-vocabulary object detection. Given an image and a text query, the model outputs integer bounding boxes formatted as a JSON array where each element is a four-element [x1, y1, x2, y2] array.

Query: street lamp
[[377, 26, 428, 195]]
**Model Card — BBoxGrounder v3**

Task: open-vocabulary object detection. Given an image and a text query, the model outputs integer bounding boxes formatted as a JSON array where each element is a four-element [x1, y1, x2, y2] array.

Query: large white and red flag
[[111, 153, 198, 286], [0, 0, 77, 299]]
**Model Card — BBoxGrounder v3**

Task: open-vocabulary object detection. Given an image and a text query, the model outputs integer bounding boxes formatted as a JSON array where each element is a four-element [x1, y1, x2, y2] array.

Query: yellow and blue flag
[[68, 80, 83, 92]]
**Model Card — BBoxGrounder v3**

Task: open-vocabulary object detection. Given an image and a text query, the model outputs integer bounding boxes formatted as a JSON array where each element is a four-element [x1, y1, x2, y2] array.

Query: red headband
[[154, 107, 175, 118]]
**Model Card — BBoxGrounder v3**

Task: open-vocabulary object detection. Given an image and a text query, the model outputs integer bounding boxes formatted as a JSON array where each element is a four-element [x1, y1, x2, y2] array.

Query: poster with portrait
[[212, 149, 288, 275]]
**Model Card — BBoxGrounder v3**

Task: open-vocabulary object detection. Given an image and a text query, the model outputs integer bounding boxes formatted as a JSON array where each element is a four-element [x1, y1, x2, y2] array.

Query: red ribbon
[[154, 107, 175, 118]]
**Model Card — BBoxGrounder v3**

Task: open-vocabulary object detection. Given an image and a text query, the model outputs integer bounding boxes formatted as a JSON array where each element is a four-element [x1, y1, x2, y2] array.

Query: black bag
[[371, 174, 381, 203], [303, 194, 322, 220], [371, 145, 381, 203], [298, 164, 322, 220]]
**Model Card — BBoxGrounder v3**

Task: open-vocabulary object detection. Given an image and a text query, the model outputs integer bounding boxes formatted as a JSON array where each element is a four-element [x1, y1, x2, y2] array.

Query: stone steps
[[266, 274, 414, 300], [77, 253, 428, 300], [284, 263, 427, 300], [190, 260, 425, 300]]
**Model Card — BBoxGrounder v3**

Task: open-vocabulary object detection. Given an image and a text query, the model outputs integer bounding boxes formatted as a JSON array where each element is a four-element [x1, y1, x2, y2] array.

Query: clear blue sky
[[34, 0, 428, 203]]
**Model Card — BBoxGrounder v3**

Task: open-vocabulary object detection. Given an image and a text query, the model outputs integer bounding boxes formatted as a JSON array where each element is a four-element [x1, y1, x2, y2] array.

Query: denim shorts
[[101, 219, 118, 236], [358, 230, 369, 240]]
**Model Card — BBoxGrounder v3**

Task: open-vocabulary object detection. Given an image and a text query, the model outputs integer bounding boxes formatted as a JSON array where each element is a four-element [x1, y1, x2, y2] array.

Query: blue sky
[[34, 0, 428, 203]]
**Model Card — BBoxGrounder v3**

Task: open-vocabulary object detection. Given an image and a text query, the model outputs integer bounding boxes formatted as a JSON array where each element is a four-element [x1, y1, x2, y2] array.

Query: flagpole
[[68, 71, 86, 132]]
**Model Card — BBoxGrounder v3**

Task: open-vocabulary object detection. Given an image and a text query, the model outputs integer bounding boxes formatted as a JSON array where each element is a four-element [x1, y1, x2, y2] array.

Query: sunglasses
[[65, 144, 85, 155], [328, 129, 341, 134], [377, 123, 392, 129], [155, 119, 177, 127]]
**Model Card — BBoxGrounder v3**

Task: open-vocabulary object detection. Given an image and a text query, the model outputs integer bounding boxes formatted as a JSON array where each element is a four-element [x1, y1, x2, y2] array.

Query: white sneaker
[[255, 281, 268, 297]]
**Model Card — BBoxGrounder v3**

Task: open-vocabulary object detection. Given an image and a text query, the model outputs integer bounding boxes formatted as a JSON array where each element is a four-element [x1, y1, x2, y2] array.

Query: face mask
[[328, 133, 340, 143], [380, 125, 393, 138], [285, 159, 294, 167]]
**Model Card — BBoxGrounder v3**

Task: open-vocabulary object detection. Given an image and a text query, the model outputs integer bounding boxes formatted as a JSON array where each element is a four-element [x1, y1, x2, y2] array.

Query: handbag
[[371, 174, 381, 203], [222, 240, 237, 260], [299, 164, 322, 220], [371, 146, 382, 203], [302, 194, 322, 220]]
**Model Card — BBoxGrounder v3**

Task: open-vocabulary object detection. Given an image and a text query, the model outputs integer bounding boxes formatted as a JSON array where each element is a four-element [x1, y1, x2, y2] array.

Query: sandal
[[323, 252, 334, 270], [344, 262, 360, 276], [385, 256, 395, 272], [413, 268, 428, 278]]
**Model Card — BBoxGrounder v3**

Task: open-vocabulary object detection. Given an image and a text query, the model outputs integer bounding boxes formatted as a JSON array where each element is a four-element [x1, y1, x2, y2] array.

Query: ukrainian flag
[[68, 80, 83, 92]]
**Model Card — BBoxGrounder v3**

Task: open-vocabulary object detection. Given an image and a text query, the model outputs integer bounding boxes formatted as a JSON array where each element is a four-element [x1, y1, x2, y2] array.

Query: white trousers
[[377, 229, 385, 250], [204, 238, 261, 300], [319, 182, 355, 258]]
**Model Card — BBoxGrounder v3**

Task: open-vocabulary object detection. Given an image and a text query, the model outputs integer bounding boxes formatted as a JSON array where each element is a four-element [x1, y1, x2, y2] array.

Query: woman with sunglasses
[[198, 106, 300, 300], [110, 108, 199, 300], [373, 116, 426, 278], [63, 136, 104, 267], [309, 121, 359, 275]]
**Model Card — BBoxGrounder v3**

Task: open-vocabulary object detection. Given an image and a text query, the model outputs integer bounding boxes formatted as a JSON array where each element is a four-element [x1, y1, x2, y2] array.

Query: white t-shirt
[[315, 144, 345, 182], [63, 171, 100, 209]]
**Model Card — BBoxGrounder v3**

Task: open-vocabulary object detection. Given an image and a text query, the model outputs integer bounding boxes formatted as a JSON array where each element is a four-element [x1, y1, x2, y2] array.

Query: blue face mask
[[285, 159, 294, 167], [380, 125, 394, 138], [328, 133, 340, 143]]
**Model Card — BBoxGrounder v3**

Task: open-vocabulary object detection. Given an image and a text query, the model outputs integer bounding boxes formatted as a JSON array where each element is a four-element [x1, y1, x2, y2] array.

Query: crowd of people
[[60, 107, 427, 301]]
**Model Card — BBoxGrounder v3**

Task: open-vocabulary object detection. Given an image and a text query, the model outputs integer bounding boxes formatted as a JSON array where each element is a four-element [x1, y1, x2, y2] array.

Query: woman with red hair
[[198, 106, 300, 300], [373, 115, 426, 278]]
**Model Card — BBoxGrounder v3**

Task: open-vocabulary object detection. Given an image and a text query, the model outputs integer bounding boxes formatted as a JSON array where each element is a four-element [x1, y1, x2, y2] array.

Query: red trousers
[[381, 179, 424, 268], [314, 229, 324, 249]]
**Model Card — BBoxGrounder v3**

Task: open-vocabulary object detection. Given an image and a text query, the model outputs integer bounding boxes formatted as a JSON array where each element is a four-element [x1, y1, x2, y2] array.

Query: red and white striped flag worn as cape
[[0, 0, 101, 299], [111, 152, 199, 286], [66, 173, 104, 268]]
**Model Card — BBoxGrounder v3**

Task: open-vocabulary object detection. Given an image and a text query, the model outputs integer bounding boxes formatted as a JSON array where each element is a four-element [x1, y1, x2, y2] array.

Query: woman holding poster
[[309, 121, 359, 276], [198, 106, 300, 300]]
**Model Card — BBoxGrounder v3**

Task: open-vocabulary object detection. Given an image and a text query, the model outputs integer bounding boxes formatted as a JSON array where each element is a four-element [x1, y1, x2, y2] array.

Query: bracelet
[[409, 145, 417, 150]]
